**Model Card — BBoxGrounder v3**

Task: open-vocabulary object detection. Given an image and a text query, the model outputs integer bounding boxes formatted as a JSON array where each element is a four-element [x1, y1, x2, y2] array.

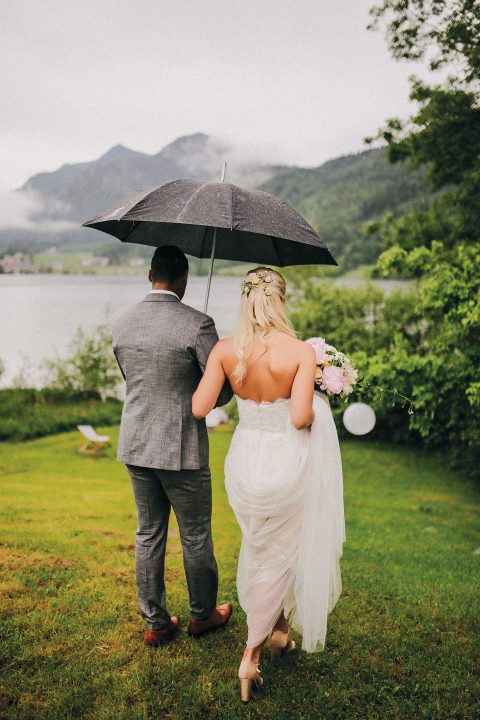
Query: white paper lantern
[[206, 407, 229, 428], [342, 402, 376, 435]]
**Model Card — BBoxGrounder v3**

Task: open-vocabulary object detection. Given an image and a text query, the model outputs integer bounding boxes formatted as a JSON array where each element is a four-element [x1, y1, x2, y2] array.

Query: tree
[[363, 0, 480, 476], [368, 1, 480, 81], [367, 0, 480, 244]]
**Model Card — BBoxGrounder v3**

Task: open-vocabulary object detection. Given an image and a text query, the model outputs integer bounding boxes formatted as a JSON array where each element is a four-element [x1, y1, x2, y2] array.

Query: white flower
[[344, 366, 357, 384]]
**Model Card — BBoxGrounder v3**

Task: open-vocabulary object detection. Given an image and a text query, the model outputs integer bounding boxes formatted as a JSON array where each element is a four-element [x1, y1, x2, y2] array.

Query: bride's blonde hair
[[232, 267, 296, 384]]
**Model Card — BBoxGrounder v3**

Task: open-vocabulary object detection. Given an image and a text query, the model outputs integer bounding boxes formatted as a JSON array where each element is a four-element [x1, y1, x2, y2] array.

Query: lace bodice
[[235, 395, 290, 433]]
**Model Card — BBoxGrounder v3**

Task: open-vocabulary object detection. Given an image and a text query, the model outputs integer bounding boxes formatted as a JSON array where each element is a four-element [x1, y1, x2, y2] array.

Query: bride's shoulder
[[300, 339, 316, 356], [283, 334, 316, 357], [216, 335, 234, 347], [212, 336, 235, 356], [291, 337, 316, 367]]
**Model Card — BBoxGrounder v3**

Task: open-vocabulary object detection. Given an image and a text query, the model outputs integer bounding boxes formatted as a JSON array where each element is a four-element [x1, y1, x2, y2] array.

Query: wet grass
[[0, 427, 478, 719]]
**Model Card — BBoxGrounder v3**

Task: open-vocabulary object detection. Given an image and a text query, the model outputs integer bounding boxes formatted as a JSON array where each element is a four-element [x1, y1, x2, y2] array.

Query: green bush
[[290, 281, 424, 442], [290, 244, 480, 477], [0, 388, 122, 441], [43, 320, 121, 397], [290, 281, 424, 357]]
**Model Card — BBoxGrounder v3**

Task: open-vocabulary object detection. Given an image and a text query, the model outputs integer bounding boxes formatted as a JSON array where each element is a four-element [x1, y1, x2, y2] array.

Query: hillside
[[260, 148, 432, 268]]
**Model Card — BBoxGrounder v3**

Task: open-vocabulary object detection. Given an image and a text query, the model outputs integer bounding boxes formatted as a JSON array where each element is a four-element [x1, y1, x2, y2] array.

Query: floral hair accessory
[[241, 270, 277, 296]]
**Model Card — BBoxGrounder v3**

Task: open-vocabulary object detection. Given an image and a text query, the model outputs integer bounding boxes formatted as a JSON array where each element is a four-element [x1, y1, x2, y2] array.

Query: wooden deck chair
[[77, 425, 110, 454]]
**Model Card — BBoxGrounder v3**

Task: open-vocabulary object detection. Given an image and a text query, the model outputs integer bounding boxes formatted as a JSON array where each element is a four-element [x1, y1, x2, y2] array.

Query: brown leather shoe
[[187, 603, 233, 638], [144, 616, 180, 646]]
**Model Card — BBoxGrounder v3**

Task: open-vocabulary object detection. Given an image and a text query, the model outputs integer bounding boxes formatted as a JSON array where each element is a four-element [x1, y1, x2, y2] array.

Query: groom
[[112, 245, 233, 646]]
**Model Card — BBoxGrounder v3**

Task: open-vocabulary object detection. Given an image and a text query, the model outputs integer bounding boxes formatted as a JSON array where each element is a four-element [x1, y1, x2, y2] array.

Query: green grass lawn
[[0, 428, 478, 720]]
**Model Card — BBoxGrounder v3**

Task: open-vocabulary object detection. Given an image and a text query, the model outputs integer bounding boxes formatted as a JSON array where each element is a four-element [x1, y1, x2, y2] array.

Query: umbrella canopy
[[82, 179, 337, 267]]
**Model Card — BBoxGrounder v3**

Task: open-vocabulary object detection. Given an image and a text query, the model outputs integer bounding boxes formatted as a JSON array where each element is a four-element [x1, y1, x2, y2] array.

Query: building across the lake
[[0, 253, 38, 274], [80, 254, 109, 268]]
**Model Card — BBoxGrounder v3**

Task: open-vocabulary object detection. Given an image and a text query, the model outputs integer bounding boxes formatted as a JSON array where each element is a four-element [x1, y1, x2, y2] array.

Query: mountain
[[96, 144, 145, 165], [2, 134, 434, 270], [18, 133, 281, 223]]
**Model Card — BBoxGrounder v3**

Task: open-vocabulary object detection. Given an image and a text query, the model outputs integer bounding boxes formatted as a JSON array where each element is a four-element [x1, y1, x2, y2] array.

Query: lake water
[[0, 274, 410, 386]]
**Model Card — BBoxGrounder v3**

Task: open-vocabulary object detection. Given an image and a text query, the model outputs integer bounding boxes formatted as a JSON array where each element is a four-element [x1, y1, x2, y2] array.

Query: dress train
[[224, 391, 346, 652]]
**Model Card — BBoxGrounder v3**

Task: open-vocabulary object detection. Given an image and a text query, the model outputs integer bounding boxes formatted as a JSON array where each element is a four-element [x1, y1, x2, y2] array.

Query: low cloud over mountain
[[15, 133, 283, 225], [0, 133, 431, 270]]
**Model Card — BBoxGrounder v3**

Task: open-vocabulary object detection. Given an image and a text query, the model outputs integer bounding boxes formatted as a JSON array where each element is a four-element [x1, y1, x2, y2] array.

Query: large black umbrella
[[82, 168, 337, 311]]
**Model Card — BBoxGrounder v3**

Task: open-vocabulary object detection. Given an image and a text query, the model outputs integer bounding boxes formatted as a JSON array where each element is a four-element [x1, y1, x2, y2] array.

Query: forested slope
[[261, 148, 432, 268]]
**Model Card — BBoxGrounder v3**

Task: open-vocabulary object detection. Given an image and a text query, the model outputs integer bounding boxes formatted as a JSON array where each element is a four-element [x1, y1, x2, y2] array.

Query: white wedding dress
[[224, 391, 346, 652]]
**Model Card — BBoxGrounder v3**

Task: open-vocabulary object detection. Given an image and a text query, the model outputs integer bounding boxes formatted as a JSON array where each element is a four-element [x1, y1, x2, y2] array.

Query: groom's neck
[[150, 275, 188, 300], [148, 269, 188, 299], [151, 281, 175, 291]]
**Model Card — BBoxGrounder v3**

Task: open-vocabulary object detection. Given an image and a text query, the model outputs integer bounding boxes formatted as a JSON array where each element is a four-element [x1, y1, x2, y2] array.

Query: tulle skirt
[[224, 392, 346, 652]]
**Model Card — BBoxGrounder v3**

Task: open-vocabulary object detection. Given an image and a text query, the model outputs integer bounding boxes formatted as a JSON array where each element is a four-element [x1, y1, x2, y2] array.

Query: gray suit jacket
[[112, 293, 233, 470]]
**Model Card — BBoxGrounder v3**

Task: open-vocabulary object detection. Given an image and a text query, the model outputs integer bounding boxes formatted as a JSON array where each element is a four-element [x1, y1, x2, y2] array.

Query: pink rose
[[306, 337, 328, 364], [320, 365, 345, 394]]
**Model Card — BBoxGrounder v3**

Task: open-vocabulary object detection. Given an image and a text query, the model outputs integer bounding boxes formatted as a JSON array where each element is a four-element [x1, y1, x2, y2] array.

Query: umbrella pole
[[203, 226, 217, 313], [203, 162, 227, 314]]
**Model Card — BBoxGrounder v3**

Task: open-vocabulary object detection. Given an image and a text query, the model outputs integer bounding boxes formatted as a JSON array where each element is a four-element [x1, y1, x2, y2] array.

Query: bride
[[192, 267, 346, 703]]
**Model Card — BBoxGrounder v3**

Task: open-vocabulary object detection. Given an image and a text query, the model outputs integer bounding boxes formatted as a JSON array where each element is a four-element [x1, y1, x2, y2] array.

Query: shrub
[[290, 248, 480, 478], [0, 388, 122, 441], [43, 320, 121, 398]]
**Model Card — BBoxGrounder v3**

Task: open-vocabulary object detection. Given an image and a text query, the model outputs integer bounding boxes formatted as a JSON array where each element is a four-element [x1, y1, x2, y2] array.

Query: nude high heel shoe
[[270, 629, 296, 661], [238, 659, 264, 704]]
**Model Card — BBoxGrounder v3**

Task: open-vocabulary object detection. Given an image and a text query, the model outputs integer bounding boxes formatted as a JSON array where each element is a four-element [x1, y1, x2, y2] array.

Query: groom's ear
[[148, 269, 153, 283]]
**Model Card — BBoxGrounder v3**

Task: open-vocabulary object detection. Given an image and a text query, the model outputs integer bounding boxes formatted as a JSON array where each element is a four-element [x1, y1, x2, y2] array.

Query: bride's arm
[[290, 344, 316, 429], [192, 341, 229, 419]]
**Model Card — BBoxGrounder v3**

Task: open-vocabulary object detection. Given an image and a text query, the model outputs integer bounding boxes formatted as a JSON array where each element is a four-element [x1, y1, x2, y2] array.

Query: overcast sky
[[2, 0, 428, 190]]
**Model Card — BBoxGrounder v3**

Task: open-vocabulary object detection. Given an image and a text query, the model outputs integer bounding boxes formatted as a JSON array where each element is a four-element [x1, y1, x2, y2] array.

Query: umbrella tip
[[221, 162, 227, 182]]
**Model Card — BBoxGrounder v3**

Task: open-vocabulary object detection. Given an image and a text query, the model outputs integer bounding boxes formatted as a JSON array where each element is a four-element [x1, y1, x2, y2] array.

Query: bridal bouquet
[[305, 336, 415, 413], [306, 336, 358, 400]]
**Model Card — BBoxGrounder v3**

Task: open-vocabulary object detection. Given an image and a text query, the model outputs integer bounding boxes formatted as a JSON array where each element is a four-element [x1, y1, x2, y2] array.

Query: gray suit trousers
[[126, 464, 218, 629]]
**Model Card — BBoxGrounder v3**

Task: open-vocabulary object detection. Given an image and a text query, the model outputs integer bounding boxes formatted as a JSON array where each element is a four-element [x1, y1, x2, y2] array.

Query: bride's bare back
[[222, 333, 308, 401], [193, 331, 316, 429]]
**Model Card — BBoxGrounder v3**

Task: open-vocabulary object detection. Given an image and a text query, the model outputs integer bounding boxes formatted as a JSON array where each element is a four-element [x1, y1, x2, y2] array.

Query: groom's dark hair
[[150, 245, 189, 282]]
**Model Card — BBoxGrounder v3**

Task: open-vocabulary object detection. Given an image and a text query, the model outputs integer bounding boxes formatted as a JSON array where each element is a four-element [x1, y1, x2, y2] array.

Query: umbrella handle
[[203, 162, 227, 314]]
